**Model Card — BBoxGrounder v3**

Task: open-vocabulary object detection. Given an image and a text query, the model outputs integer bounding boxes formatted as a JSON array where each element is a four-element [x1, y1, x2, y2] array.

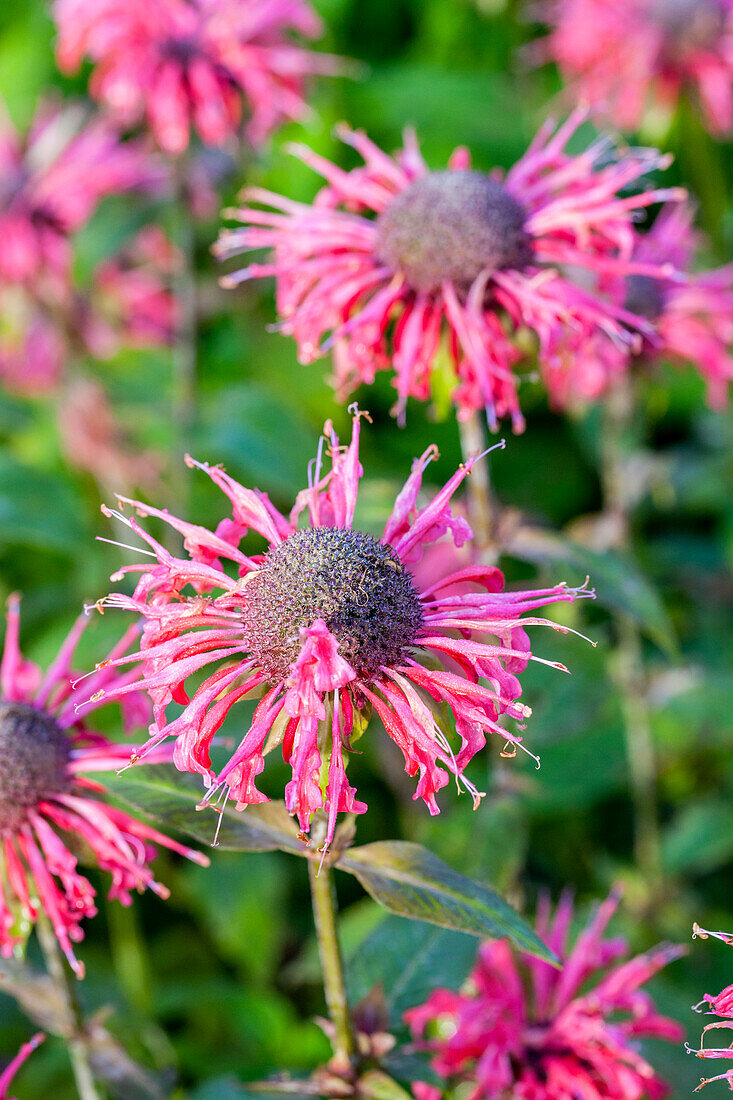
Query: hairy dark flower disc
[[0, 702, 71, 832], [241, 527, 425, 680], [375, 170, 533, 294]]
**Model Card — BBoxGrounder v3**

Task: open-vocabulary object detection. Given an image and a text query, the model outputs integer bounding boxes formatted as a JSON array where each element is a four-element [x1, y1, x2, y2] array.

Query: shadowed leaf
[[338, 841, 556, 963], [109, 766, 306, 856]]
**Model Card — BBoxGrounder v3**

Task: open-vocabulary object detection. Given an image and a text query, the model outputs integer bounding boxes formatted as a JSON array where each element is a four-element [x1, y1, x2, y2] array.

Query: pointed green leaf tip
[[339, 841, 559, 966], [109, 769, 557, 965]]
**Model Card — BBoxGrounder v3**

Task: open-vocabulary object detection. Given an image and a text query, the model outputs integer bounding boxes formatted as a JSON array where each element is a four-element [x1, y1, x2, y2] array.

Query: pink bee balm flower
[[0, 99, 157, 297], [536, 0, 733, 135], [547, 203, 733, 409], [687, 923, 733, 1091], [214, 112, 684, 430], [0, 596, 208, 978], [406, 889, 685, 1100], [90, 409, 593, 851], [54, 0, 339, 155], [86, 226, 182, 353], [0, 1034, 44, 1100]]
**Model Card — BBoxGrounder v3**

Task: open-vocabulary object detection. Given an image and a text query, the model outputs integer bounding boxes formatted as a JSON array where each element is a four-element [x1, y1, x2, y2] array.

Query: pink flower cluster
[[687, 923, 733, 1091], [216, 113, 686, 429], [407, 890, 684, 1100], [537, 0, 733, 135], [0, 596, 207, 977], [54, 0, 339, 154], [0, 100, 176, 396], [90, 409, 592, 850], [547, 203, 733, 409]]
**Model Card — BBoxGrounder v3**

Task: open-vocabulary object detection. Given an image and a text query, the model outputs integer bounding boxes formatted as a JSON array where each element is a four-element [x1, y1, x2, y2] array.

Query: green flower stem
[[307, 816, 354, 1072], [36, 914, 99, 1100], [172, 155, 198, 517], [601, 378, 662, 892], [458, 410, 496, 558]]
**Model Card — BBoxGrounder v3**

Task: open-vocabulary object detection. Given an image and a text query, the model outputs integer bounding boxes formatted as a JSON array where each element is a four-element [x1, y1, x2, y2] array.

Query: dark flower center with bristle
[[652, 0, 726, 58], [241, 527, 425, 680], [375, 171, 533, 295], [624, 274, 667, 321], [0, 702, 71, 832]]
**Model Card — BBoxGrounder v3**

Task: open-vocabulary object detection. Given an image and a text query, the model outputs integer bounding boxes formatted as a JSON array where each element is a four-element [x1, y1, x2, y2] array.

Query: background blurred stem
[[458, 411, 495, 557], [172, 155, 198, 516], [308, 815, 354, 1073], [36, 915, 99, 1100], [601, 377, 662, 894]]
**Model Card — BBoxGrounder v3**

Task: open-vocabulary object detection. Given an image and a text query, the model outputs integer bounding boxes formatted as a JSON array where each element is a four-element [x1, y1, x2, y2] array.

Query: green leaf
[[348, 915, 477, 1025], [662, 800, 733, 874], [0, 455, 87, 556], [338, 841, 556, 964], [109, 766, 306, 856], [506, 526, 676, 655]]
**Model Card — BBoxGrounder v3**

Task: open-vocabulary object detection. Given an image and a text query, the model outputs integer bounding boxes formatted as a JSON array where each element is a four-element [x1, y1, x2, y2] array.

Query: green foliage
[[0, 0, 731, 1096]]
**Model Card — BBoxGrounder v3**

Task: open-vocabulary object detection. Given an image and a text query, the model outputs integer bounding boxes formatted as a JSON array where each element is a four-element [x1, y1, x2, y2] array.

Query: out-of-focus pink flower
[[89, 226, 182, 352], [0, 596, 208, 977], [59, 376, 164, 491], [535, 0, 733, 135], [406, 890, 684, 1100], [90, 408, 593, 850], [0, 304, 64, 395], [215, 112, 684, 430], [0, 1034, 44, 1100], [54, 0, 340, 155], [547, 204, 733, 408], [0, 99, 157, 297], [687, 923, 733, 1091]]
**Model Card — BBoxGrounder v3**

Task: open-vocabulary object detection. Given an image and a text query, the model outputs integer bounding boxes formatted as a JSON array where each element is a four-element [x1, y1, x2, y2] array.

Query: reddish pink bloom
[[86, 226, 182, 353], [0, 596, 208, 978], [536, 0, 733, 135], [0, 99, 156, 297], [90, 409, 593, 850], [0, 1034, 44, 1100], [0, 306, 64, 395], [406, 890, 684, 1100], [547, 204, 733, 409], [687, 923, 733, 1091], [215, 113, 684, 430], [54, 0, 339, 155]]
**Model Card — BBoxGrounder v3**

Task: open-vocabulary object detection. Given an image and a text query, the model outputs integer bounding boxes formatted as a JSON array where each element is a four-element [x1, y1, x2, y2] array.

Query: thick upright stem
[[36, 916, 99, 1100], [601, 379, 662, 891], [307, 823, 354, 1072], [458, 411, 495, 558], [172, 157, 198, 515]]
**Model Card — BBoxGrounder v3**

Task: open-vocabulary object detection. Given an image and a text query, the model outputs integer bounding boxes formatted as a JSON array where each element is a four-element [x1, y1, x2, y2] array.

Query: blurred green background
[[0, 0, 732, 1095]]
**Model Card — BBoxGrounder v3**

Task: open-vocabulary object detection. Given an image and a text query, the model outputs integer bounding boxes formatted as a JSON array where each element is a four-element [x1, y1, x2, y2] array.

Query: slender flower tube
[[0, 597, 208, 977], [406, 890, 685, 1100], [0, 1034, 44, 1100], [53, 0, 340, 154], [215, 113, 684, 429], [687, 923, 733, 1091], [91, 408, 594, 850], [534, 0, 733, 135]]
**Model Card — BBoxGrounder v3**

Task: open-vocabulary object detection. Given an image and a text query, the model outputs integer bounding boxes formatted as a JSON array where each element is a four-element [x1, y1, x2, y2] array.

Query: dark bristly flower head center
[[0, 702, 72, 832], [374, 171, 533, 295], [241, 527, 425, 680], [651, 0, 727, 58], [623, 273, 667, 321]]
